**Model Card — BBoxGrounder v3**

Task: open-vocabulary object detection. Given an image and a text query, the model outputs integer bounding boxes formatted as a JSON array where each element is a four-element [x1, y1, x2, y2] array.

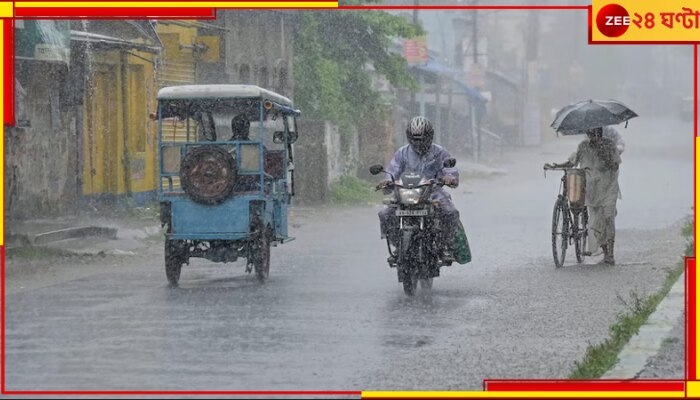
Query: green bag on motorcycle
[[454, 219, 471, 264]]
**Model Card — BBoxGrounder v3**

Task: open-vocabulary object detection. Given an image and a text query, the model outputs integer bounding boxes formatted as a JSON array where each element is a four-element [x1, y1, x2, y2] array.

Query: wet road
[[5, 118, 692, 391]]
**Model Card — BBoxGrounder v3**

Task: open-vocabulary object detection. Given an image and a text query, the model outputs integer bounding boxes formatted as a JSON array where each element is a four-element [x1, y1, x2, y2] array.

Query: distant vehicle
[[681, 96, 693, 122], [156, 84, 300, 286]]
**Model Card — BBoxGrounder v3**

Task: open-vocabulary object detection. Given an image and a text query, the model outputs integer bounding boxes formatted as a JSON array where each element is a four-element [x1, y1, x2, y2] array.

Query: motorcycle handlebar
[[376, 179, 448, 191]]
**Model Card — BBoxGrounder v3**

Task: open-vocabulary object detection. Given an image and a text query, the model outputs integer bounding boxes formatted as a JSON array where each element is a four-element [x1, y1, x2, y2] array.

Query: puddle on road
[[382, 334, 434, 348]]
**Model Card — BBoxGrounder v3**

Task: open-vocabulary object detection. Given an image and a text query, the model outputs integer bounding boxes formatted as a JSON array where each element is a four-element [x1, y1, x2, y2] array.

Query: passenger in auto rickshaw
[[231, 115, 250, 141]]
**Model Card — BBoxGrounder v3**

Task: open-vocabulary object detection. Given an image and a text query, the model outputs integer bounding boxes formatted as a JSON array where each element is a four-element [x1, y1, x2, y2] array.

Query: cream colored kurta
[[568, 137, 621, 253]]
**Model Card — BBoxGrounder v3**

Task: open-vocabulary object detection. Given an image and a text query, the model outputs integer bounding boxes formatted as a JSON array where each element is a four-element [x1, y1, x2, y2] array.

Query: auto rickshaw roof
[[157, 84, 293, 107]]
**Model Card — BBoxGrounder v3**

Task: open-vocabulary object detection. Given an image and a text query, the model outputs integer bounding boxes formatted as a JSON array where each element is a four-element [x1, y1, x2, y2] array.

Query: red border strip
[[338, 5, 588, 10], [688, 258, 696, 381], [3, 19, 13, 127], [15, 7, 216, 17], [1, 246, 5, 394], [484, 380, 685, 392], [5, 391, 362, 395]]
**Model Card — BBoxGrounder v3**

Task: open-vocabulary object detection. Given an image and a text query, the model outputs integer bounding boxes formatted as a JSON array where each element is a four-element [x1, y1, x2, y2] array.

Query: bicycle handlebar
[[543, 166, 590, 179], [543, 166, 590, 171]]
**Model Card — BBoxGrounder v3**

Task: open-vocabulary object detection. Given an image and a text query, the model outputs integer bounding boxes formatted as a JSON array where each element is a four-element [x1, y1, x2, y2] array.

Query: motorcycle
[[370, 158, 457, 296]]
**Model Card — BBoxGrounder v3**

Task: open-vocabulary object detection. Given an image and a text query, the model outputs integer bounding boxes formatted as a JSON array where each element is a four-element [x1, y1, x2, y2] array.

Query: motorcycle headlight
[[398, 188, 423, 205]]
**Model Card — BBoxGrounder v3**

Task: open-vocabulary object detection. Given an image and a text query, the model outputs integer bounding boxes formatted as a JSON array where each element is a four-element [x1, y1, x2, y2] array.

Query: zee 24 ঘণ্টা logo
[[595, 2, 700, 40], [596, 3, 631, 37]]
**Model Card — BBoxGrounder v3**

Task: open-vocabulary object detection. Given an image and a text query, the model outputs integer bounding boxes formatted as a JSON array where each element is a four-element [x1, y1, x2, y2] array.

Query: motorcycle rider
[[377, 116, 460, 263]]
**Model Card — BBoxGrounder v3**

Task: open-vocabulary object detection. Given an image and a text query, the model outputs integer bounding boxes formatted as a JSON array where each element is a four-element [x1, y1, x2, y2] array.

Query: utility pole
[[523, 11, 541, 146], [471, 6, 481, 161], [472, 9, 478, 64], [410, 0, 419, 116]]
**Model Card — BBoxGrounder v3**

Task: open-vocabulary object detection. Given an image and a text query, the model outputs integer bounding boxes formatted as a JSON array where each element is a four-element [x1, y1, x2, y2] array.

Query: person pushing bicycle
[[544, 127, 621, 265]]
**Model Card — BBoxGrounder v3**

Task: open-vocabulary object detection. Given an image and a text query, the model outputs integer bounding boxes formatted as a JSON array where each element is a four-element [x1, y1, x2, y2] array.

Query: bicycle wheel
[[574, 209, 585, 264], [577, 207, 589, 262], [551, 198, 569, 268]]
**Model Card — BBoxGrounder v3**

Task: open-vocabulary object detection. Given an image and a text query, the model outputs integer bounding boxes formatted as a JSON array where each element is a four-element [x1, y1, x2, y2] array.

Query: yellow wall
[[82, 48, 158, 196], [82, 23, 206, 196], [155, 23, 197, 86]]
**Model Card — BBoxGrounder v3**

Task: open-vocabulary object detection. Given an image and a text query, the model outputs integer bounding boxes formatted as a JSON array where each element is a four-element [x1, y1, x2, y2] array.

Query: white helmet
[[406, 116, 434, 155]]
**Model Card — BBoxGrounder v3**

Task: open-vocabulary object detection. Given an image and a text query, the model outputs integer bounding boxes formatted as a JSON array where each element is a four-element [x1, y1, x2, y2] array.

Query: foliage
[[293, 5, 422, 132], [329, 174, 382, 205], [682, 214, 693, 256]]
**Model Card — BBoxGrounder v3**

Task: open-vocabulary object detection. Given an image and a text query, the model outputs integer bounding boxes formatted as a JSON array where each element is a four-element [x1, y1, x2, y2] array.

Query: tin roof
[[157, 84, 293, 106]]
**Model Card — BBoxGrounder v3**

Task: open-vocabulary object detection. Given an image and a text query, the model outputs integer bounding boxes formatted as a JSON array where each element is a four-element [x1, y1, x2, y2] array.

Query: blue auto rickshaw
[[157, 85, 300, 285]]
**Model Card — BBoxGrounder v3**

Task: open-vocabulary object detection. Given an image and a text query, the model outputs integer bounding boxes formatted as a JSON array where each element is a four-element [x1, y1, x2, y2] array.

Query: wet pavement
[[4, 118, 692, 391]]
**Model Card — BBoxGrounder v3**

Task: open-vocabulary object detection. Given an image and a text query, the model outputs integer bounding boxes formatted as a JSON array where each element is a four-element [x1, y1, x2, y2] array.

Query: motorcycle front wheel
[[403, 274, 418, 296]]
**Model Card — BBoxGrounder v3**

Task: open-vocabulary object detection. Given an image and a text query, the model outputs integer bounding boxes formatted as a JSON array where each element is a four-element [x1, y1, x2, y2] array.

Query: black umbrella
[[550, 99, 638, 134]]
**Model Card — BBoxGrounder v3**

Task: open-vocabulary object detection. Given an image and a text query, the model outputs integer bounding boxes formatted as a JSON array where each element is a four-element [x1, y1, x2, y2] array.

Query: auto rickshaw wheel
[[180, 145, 236, 205], [165, 240, 184, 287], [251, 225, 271, 282]]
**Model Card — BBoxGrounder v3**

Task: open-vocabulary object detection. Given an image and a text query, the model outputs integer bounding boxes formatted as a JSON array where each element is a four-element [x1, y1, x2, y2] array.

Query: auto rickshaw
[[157, 85, 300, 286]]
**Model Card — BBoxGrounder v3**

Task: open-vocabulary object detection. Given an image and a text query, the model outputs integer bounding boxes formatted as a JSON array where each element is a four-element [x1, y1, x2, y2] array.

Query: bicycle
[[544, 166, 589, 268]]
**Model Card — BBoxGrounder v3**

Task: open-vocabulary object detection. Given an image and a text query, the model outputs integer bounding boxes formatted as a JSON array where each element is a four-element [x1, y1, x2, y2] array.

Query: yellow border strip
[[15, 2, 338, 8], [0, 2, 12, 17]]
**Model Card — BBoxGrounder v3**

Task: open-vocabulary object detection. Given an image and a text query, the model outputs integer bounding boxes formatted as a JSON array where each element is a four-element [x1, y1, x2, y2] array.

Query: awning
[[413, 58, 455, 76], [411, 56, 488, 104], [70, 31, 161, 54], [154, 20, 230, 32], [486, 69, 521, 89]]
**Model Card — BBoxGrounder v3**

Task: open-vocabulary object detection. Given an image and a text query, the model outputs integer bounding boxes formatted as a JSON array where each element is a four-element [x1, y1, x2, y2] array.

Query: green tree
[[293, 6, 422, 132]]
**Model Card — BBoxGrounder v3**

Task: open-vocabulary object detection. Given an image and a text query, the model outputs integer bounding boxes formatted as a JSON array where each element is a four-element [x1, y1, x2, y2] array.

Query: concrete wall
[[294, 120, 360, 205], [6, 62, 80, 220]]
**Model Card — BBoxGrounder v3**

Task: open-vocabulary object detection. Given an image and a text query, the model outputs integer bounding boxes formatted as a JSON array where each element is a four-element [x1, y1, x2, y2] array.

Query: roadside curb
[[7, 226, 118, 249], [602, 271, 685, 379]]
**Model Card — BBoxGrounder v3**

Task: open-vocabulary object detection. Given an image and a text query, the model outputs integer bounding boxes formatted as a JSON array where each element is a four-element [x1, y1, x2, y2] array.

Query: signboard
[[403, 36, 428, 65], [468, 62, 485, 88], [15, 20, 70, 64]]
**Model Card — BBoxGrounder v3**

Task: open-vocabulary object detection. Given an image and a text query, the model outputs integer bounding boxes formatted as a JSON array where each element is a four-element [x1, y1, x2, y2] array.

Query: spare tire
[[180, 145, 236, 205]]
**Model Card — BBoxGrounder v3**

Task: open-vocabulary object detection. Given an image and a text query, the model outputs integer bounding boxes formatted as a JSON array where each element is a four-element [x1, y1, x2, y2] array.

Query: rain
[[5, 1, 693, 393]]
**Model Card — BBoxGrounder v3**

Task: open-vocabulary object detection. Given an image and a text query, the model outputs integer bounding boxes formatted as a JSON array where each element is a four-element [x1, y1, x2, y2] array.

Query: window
[[259, 66, 269, 87], [239, 64, 250, 83]]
